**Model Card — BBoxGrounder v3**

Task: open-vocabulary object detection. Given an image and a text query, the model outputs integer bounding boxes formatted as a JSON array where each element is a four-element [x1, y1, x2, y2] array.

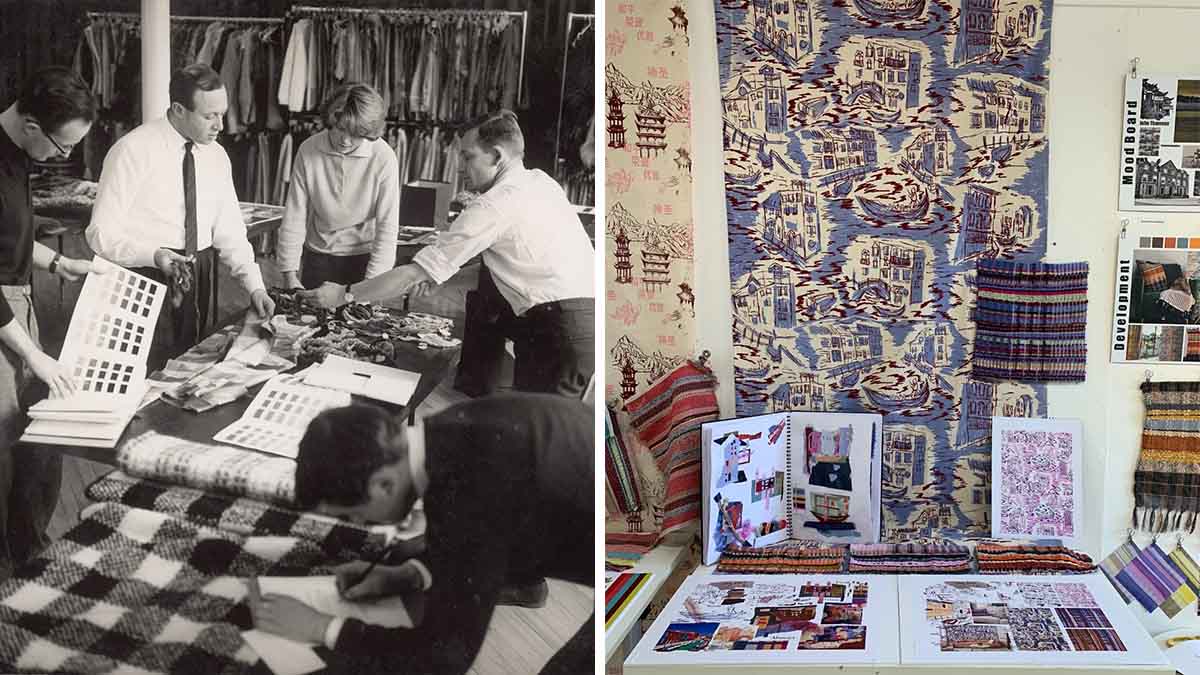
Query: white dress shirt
[[85, 117, 265, 294], [412, 166, 594, 316], [276, 131, 400, 279]]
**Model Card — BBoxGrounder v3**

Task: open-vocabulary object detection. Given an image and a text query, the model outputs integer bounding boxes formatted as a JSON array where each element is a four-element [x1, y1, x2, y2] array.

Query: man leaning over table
[[0, 66, 100, 579], [302, 110, 595, 398], [86, 63, 274, 371]]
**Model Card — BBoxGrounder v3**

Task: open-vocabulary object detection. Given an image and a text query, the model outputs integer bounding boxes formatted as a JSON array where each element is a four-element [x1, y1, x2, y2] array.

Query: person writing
[[0, 66, 99, 578], [86, 63, 274, 370], [276, 83, 400, 289], [249, 396, 593, 673], [301, 110, 594, 397]]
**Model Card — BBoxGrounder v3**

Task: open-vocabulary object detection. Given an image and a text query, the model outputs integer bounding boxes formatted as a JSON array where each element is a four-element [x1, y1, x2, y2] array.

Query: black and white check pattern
[[0, 502, 335, 674]]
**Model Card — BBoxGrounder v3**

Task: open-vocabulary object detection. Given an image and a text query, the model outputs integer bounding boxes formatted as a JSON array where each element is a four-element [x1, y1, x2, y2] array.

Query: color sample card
[[213, 375, 351, 458], [899, 574, 1167, 666], [1112, 234, 1200, 364]]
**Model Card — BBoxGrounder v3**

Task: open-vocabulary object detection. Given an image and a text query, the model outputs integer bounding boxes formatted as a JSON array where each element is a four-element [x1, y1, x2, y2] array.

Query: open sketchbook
[[701, 412, 883, 565], [22, 259, 165, 447]]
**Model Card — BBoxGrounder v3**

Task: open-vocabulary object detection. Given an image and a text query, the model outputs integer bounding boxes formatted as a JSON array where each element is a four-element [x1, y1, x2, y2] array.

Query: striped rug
[[972, 260, 1088, 382], [624, 361, 720, 537], [1135, 381, 1200, 532]]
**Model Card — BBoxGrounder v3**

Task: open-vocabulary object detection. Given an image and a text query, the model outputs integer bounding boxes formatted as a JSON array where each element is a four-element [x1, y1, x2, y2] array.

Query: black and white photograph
[[0, 1, 596, 673]]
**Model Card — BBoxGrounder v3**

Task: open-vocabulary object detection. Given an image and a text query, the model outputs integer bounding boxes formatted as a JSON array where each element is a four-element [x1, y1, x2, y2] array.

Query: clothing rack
[[85, 12, 283, 24], [289, 4, 527, 101]]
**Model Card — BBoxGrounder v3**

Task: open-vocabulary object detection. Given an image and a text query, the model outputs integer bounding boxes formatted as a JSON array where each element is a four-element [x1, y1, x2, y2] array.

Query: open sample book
[[21, 259, 165, 448], [700, 412, 883, 565]]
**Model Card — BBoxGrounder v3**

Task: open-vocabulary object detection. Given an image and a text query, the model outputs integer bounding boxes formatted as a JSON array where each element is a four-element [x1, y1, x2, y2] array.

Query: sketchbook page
[[787, 412, 883, 544], [990, 416, 1084, 547], [303, 355, 420, 406], [240, 630, 325, 674], [257, 576, 412, 629], [626, 571, 899, 666], [898, 573, 1167, 666], [699, 414, 790, 566], [213, 374, 352, 458], [35, 259, 165, 411]]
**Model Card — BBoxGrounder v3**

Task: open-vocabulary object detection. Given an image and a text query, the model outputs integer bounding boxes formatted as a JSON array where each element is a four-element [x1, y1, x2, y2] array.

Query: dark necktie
[[183, 141, 197, 255]]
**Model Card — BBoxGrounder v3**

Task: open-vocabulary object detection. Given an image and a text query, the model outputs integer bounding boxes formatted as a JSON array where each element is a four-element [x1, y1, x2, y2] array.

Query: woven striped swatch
[[972, 259, 1088, 382], [1168, 545, 1200, 598], [975, 542, 1096, 574], [1115, 542, 1194, 616], [1099, 540, 1139, 603], [715, 544, 847, 574], [605, 572, 653, 630], [624, 361, 720, 537], [848, 541, 971, 573], [1135, 381, 1200, 532]]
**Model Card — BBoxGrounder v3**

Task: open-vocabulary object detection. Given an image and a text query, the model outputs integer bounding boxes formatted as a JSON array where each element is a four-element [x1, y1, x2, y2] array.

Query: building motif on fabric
[[714, 0, 1053, 540], [605, 0, 697, 402]]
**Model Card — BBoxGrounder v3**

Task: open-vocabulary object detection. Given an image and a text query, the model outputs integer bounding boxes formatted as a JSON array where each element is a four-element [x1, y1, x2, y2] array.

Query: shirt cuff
[[407, 559, 433, 592], [323, 615, 346, 649], [411, 247, 457, 285]]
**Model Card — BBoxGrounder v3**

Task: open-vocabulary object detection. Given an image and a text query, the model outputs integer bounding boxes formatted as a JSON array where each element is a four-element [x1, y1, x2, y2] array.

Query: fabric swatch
[[1099, 539, 1140, 603], [606, 405, 643, 515], [716, 543, 846, 574], [973, 259, 1089, 382], [1115, 542, 1193, 616], [1134, 381, 1200, 532], [848, 541, 971, 574], [623, 361, 720, 537], [975, 542, 1096, 575]]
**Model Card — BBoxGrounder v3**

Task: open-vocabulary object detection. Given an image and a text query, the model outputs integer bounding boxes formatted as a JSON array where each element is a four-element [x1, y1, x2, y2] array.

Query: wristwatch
[[49, 253, 61, 276], [344, 283, 355, 304]]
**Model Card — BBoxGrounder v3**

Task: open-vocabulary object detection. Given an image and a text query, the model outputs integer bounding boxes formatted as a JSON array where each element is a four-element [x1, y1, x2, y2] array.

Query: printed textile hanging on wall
[[605, 0, 697, 403], [715, 0, 1053, 541]]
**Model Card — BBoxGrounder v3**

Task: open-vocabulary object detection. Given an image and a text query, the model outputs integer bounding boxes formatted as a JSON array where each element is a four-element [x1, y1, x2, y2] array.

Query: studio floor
[[33, 232, 592, 674]]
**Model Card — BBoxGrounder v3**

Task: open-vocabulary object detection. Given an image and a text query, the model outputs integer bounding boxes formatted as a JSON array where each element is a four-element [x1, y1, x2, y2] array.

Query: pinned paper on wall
[[990, 417, 1083, 547]]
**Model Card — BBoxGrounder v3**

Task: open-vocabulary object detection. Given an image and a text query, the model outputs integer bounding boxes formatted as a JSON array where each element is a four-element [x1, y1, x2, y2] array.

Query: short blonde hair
[[321, 83, 386, 140], [466, 109, 524, 157]]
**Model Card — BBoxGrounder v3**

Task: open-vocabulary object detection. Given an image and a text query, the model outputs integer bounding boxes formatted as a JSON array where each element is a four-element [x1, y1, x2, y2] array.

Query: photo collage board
[[1110, 234, 1200, 364], [626, 573, 900, 666], [1118, 74, 1200, 212], [900, 574, 1164, 666]]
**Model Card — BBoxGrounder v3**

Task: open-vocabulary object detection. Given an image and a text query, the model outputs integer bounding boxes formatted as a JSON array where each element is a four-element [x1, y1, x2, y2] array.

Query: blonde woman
[[277, 83, 400, 288]]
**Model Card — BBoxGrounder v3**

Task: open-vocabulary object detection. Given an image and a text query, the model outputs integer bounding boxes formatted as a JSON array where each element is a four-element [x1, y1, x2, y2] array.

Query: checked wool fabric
[[972, 260, 1089, 382], [715, 544, 846, 575], [1135, 382, 1200, 533], [975, 542, 1096, 575], [623, 362, 720, 538], [118, 431, 295, 506], [86, 471, 409, 562], [848, 542, 971, 574], [0, 502, 337, 674]]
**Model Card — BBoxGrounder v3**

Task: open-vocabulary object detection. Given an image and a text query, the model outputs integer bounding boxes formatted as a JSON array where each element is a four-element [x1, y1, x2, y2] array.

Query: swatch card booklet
[[701, 411, 883, 565]]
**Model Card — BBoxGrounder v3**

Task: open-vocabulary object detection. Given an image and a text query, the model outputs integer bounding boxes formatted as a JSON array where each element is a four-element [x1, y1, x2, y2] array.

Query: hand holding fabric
[[250, 289, 276, 319], [298, 281, 346, 309]]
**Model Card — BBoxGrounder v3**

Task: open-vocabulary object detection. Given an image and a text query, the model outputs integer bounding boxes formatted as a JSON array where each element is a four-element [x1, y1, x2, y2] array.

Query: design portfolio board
[[623, 572, 1169, 672]]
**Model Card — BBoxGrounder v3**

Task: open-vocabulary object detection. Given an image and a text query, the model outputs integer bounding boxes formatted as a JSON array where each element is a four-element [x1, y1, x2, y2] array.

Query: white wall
[[687, 0, 1200, 635]]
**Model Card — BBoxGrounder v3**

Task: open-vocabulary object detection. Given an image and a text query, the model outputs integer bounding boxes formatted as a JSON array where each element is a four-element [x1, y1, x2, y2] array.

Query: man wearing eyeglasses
[[86, 63, 275, 370], [0, 66, 99, 579]]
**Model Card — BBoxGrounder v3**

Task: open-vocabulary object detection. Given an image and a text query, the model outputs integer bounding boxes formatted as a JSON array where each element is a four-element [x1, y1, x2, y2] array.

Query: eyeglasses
[[38, 126, 75, 157]]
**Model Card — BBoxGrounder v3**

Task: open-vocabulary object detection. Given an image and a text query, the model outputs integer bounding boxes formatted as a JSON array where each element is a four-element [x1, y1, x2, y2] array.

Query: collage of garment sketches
[[626, 573, 899, 667], [714, 0, 1053, 542], [899, 575, 1164, 666]]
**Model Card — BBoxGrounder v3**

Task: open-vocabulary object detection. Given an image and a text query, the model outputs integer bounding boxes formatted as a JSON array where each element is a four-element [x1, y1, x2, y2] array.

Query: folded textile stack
[[976, 541, 1097, 574], [716, 543, 847, 574], [606, 542, 653, 571], [117, 431, 296, 505], [848, 541, 972, 573]]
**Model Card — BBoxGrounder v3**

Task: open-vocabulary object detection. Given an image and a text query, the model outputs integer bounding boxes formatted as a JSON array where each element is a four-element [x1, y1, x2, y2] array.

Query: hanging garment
[[238, 29, 258, 128], [219, 29, 246, 134], [278, 19, 310, 112]]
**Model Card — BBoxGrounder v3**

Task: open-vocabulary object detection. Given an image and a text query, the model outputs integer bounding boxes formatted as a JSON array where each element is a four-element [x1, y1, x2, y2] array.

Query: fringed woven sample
[[0, 502, 336, 673], [1134, 381, 1200, 532], [85, 470, 413, 561], [715, 543, 846, 575], [847, 541, 971, 574], [624, 361, 720, 538], [1098, 539, 1140, 603], [117, 431, 295, 505], [1115, 542, 1195, 617], [975, 542, 1096, 574], [973, 260, 1089, 382]]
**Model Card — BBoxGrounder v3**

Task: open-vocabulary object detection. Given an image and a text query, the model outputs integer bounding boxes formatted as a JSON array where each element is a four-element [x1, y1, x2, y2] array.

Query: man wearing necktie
[[86, 64, 274, 370]]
